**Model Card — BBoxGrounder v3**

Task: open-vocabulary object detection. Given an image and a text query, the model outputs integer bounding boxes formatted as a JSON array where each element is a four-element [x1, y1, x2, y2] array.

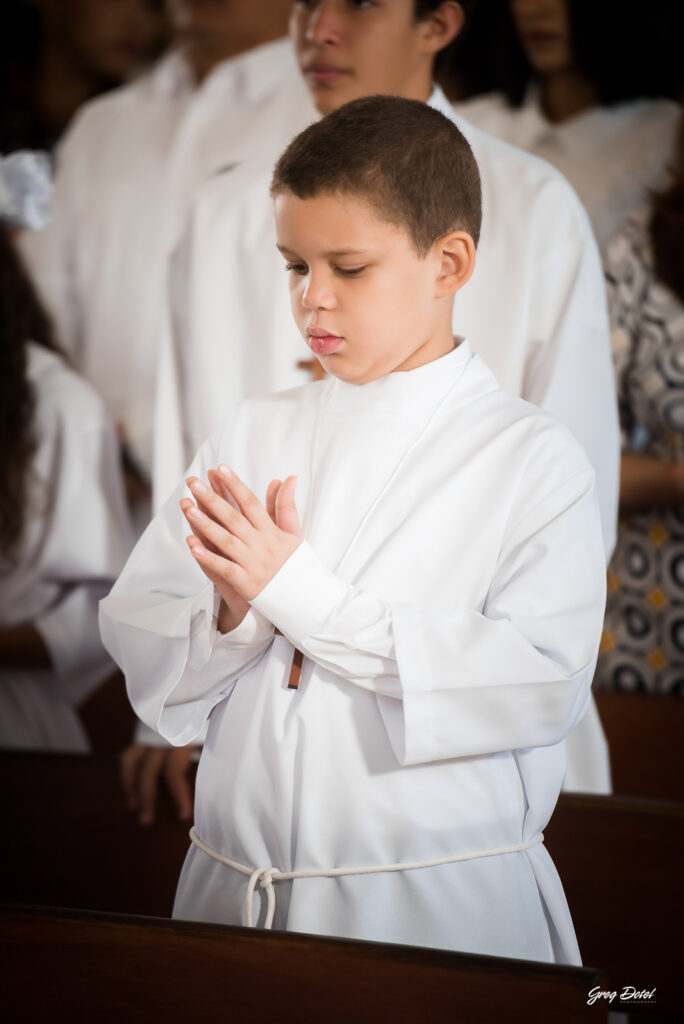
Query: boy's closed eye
[[283, 262, 367, 277], [285, 261, 309, 275], [335, 265, 366, 277]]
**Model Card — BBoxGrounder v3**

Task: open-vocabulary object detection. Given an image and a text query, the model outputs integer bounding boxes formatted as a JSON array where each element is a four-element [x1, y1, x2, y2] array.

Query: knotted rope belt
[[189, 825, 544, 929]]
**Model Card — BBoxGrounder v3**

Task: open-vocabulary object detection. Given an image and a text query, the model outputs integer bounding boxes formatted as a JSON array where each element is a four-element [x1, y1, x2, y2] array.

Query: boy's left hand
[[182, 466, 302, 602]]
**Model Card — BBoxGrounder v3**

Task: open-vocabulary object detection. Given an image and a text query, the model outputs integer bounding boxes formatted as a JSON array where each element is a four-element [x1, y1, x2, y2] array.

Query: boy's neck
[[400, 64, 435, 105], [393, 324, 457, 376]]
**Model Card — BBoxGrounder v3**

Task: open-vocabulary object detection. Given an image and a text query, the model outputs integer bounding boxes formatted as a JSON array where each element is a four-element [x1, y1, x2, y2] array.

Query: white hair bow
[[0, 151, 52, 230]]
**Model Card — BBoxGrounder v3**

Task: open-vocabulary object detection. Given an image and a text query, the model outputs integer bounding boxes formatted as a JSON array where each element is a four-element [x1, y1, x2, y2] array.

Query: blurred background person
[[454, 0, 682, 254], [0, 152, 132, 752], [14, 0, 305, 818], [18, 0, 299, 534], [0, 0, 169, 153], [595, 113, 684, 693]]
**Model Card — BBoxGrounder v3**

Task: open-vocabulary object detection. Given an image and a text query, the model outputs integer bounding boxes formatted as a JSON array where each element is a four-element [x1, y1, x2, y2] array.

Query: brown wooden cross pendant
[[275, 629, 303, 689]]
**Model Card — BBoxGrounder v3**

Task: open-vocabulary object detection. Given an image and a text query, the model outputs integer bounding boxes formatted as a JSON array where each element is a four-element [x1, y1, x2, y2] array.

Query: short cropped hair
[[270, 96, 482, 254]]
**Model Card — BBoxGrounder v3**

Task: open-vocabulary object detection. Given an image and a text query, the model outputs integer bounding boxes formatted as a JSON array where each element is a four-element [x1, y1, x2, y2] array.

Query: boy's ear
[[418, 2, 466, 56], [433, 230, 476, 296]]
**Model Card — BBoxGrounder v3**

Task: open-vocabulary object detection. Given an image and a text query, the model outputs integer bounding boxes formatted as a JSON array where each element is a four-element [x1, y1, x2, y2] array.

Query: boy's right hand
[[180, 468, 301, 622], [181, 468, 251, 633], [182, 471, 299, 633], [215, 478, 296, 632]]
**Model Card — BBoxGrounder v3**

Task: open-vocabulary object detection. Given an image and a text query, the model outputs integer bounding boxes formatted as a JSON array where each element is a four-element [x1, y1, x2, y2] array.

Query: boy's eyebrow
[[325, 249, 371, 258], [276, 244, 371, 258]]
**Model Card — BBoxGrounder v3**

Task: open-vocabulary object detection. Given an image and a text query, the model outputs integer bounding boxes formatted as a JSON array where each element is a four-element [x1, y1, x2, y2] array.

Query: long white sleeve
[[463, 152, 619, 561], [100, 559, 275, 745], [525, 193, 619, 559], [99, 432, 275, 744], [23, 351, 132, 706], [442, 94, 621, 562], [252, 470, 605, 767]]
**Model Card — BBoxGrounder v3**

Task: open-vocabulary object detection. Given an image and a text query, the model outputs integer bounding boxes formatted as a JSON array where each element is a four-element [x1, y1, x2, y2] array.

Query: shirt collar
[[146, 49, 195, 99], [515, 86, 666, 158], [428, 84, 456, 121], [322, 339, 473, 418], [428, 84, 483, 149], [196, 36, 298, 105], [148, 36, 296, 104]]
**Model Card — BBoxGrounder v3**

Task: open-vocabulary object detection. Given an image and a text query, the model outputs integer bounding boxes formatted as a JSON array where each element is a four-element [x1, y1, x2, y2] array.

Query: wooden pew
[[3, 753, 682, 1017], [594, 691, 684, 803], [545, 793, 684, 1019], [2, 750, 189, 917], [0, 905, 607, 1024]]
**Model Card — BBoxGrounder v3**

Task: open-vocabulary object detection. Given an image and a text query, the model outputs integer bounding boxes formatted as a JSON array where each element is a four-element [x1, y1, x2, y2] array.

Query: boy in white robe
[[100, 97, 606, 963], [149, 0, 616, 806]]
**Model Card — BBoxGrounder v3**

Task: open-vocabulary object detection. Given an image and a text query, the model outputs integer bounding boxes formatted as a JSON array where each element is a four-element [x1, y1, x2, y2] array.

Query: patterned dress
[[595, 210, 684, 693]]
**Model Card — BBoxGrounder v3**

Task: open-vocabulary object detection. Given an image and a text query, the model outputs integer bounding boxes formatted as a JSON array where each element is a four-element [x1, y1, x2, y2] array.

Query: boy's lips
[[307, 327, 343, 356], [304, 63, 350, 85]]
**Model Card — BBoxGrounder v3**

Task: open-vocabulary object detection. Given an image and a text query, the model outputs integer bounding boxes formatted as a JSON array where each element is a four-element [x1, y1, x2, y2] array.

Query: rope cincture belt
[[189, 825, 544, 930]]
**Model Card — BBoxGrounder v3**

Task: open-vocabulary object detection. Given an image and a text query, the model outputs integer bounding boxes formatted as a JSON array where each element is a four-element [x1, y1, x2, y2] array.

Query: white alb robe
[[101, 342, 606, 962], [1, 345, 132, 752], [18, 38, 309, 477], [152, 85, 618, 792], [455, 89, 679, 255]]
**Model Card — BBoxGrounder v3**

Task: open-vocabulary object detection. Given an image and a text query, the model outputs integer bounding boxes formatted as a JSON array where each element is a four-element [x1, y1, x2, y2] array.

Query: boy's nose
[[304, 0, 345, 47], [301, 274, 335, 311]]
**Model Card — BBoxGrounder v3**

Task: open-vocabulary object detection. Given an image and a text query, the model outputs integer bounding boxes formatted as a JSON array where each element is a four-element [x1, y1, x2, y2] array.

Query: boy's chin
[[329, 364, 381, 387], [309, 87, 345, 116]]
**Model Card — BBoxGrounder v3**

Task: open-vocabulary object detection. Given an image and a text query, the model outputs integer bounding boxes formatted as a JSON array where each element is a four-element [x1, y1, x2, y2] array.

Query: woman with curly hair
[[0, 155, 132, 749], [455, 0, 681, 254], [595, 116, 684, 692]]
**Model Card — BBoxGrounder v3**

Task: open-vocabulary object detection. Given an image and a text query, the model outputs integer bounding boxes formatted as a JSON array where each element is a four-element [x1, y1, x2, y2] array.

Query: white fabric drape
[[1, 345, 132, 751], [101, 343, 606, 962]]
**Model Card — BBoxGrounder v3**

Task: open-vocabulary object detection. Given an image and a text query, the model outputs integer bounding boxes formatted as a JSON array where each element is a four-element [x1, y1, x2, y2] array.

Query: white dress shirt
[[455, 89, 679, 255]]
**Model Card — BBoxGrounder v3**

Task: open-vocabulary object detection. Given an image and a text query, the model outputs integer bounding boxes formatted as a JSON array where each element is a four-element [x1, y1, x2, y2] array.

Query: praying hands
[[181, 466, 302, 632]]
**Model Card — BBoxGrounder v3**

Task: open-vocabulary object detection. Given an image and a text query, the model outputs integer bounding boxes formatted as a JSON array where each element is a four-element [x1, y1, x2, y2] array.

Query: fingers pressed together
[[180, 465, 302, 602]]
